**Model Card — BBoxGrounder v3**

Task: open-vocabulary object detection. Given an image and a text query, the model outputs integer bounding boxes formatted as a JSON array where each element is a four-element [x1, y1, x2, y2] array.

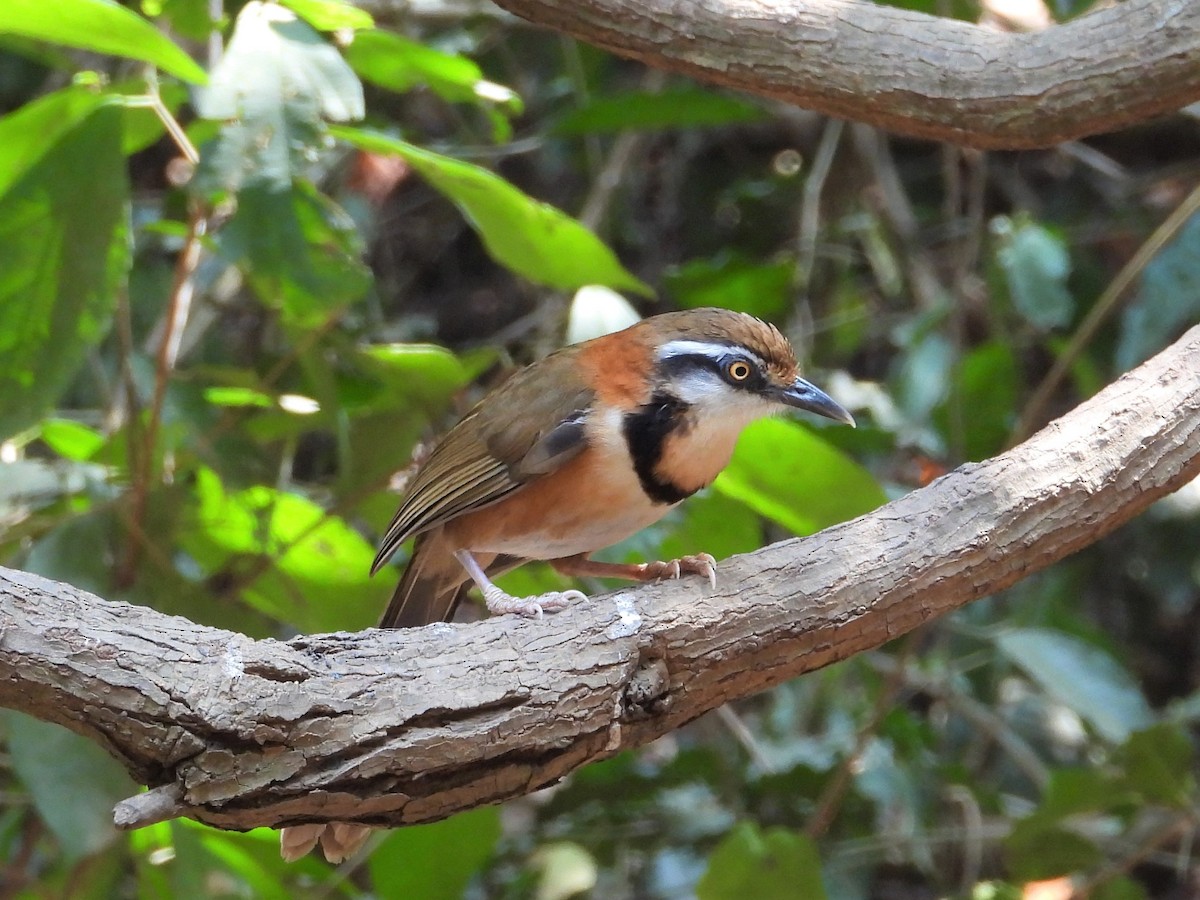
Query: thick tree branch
[[483, 0, 1200, 149], [0, 326, 1197, 833]]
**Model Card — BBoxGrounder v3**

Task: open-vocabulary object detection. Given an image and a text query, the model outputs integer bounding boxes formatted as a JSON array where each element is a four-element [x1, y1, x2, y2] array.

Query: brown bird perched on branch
[[279, 306, 854, 862]]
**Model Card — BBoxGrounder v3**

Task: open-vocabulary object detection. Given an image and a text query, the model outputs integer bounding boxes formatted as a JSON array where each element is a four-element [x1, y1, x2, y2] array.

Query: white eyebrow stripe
[[657, 339, 765, 369]]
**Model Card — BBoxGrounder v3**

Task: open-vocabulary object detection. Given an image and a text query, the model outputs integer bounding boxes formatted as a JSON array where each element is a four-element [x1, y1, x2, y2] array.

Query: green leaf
[[194, 1, 363, 194], [41, 419, 107, 461], [331, 126, 652, 296], [666, 253, 794, 320], [359, 343, 473, 411], [214, 182, 370, 324], [180, 468, 388, 632], [1118, 211, 1200, 369], [1, 0, 206, 83], [3, 712, 137, 861], [940, 341, 1019, 461], [1117, 724, 1194, 807], [369, 807, 501, 898], [554, 89, 765, 135], [995, 628, 1154, 743], [0, 86, 107, 202], [0, 105, 130, 439], [278, 0, 373, 31], [697, 822, 826, 900], [346, 29, 517, 109], [714, 418, 885, 536], [1005, 818, 1101, 881], [204, 386, 275, 409], [995, 216, 1074, 331]]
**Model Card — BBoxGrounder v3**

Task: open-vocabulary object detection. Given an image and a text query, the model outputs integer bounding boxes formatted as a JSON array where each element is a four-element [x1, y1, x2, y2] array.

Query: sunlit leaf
[[995, 627, 1154, 743], [180, 468, 387, 632], [2, 0, 206, 82], [279, 0, 373, 31], [41, 419, 106, 461], [0, 86, 107, 202], [554, 89, 765, 135], [346, 29, 517, 110], [194, 1, 363, 194], [697, 822, 826, 900], [0, 105, 129, 439], [715, 418, 885, 536], [331, 126, 652, 296]]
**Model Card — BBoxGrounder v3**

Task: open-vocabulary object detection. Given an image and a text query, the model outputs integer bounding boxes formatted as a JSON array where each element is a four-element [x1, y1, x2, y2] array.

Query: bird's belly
[[443, 446, 673, 560]]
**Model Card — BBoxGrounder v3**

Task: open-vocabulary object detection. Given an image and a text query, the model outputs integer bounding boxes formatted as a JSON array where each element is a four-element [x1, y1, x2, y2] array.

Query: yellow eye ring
[[727, 361, 752, 381]]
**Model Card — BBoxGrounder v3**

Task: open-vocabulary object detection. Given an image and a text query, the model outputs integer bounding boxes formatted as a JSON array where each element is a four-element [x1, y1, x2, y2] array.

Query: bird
[[375, 305, 855, 627], [279, 307, 855, 862]]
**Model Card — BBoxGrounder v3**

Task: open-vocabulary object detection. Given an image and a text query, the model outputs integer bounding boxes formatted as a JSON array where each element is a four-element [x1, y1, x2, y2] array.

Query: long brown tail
[[378, 530, 469, 628]]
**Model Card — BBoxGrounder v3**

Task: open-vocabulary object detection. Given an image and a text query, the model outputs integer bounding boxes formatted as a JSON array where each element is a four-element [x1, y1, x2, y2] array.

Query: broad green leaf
[[666, 253, 793, 320], [994, 216, 1074, 331], [279, 0, 373, 31], [346, 29, 517, 110], [331, 126, 652, 296], [3, 712, 137, 861], [214, 182, 370, 323], [0, 86, 107, 202], [0, 105, 130, 439], [658, 490, 764, 563], [194, 1, 363, 194], [940, 341, 1019, 461], [1, 0, 206, 83], [180, 468, 387, 632], [359, 343, 472, 411], [204, 386, 275, 408], [1118, 211, 1200, 369], [714, 418, 885, 536], [697, 822, 826, 900], [41, 419, 106, 461], [555, 89, 765, 135], [1117, 724, 1194, 807], [995, 628, 1154, 743], [1005, 818, 1101, 881], [369, 807, 501, 898]]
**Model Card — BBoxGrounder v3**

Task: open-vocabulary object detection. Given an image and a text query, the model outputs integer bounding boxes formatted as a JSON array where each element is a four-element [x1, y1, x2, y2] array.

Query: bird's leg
[[551, 552, 717, 589], [454, 549, 585, 619]]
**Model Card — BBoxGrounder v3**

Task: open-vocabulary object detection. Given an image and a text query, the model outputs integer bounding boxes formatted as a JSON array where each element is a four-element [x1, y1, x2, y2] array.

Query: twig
[[1010, 177, 1200, 445], [795, 118, 844, 293]]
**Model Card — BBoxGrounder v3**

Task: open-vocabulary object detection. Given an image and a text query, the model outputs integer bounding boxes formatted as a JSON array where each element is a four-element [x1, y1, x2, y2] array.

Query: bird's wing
[[371, 351, 595, 574]]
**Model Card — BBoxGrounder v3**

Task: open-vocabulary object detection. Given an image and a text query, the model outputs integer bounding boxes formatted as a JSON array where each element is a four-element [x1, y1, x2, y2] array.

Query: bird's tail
[[378, 531, 469, 629]]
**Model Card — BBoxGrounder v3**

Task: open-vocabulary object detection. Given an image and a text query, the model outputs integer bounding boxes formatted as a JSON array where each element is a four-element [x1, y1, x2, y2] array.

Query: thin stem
[[1010, 177, 1200, 445]]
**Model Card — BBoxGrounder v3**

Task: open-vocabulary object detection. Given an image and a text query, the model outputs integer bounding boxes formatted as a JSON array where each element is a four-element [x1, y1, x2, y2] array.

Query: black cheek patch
[[622, 392, 696, 505]]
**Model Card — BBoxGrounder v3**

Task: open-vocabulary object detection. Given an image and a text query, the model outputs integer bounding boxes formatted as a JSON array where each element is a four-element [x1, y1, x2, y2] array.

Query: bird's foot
[[635, 553, 717, 588], [482, 585, 587, 619]]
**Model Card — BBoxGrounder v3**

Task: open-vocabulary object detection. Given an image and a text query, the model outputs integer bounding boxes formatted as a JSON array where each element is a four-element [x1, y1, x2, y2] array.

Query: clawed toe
[[482, 586, 585, 619]]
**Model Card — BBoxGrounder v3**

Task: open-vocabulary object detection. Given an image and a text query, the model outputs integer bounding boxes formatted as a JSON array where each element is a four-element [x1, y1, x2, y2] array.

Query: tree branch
[[484, 0, 1200, 149], [0, 325, 1197, 833]]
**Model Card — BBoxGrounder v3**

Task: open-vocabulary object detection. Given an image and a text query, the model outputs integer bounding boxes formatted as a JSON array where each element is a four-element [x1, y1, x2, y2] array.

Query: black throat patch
[[622, 392, 695, 505]]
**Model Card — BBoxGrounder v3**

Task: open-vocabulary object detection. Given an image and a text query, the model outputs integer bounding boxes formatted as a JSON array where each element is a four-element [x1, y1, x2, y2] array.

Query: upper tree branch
[[0, 325, 1197, 833], [483, 0, 1200, 149]]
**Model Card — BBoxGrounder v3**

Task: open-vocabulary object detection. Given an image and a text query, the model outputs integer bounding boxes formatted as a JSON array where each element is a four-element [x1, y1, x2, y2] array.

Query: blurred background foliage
[[0, 0, 1198, 896]]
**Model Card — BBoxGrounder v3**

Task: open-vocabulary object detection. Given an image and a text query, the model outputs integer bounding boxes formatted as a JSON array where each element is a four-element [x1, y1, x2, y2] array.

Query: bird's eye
[[726, 360, 753, 382]]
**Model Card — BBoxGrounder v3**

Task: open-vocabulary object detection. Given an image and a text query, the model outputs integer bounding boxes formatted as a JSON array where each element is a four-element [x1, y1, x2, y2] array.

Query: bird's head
[[645, 307, 855, 428]]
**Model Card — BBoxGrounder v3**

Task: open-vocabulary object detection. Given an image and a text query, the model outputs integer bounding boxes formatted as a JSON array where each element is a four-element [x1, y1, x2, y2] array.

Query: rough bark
[[0, 325, 1195, 833], [482, 0, 1200, 149]]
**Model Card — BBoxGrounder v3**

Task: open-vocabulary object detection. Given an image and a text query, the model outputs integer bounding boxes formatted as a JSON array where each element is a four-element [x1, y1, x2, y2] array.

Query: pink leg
[[454, 550, 585, 619], [551, 553, 717, 589]]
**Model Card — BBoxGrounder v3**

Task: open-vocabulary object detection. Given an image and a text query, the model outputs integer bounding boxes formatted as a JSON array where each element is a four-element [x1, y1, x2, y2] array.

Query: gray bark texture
[[0, 325, 1196, 833], [481, 0, 1200, 149]]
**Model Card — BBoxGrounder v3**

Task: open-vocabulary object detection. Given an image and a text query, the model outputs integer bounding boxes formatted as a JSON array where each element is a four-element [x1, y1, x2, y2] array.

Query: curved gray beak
[[779, 377, 856, 427]]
